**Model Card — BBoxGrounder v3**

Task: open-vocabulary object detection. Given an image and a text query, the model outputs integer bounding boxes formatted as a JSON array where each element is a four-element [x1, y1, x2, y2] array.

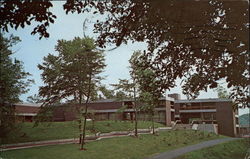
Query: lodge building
[[13, 93, 239, 137], [13, 103, 41, 122]]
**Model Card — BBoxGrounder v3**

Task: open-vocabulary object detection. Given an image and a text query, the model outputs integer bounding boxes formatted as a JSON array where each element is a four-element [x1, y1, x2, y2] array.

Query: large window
[[203, 112, 216, 120], [154, 111, 166, 122]]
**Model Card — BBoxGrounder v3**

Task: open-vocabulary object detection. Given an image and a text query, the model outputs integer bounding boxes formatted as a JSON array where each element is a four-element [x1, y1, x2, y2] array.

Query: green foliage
[[0, 33, 33, 143], [98, 85, 115, 99], [130, 52, 162, 110], [0, 33, 33, 103], [38, 36, 106, 106], [94, 1, 249, 108], [26, 94, 44, 103], [112, 77, 140, 136], [37, 36, 106, 148], [115, 90, 129, 100], [1, 1, 56, 39], [112, 79, 135, 100], [215, 85, 229, 99], [129, 51, 164, 134], [1, 1, 248, 107]]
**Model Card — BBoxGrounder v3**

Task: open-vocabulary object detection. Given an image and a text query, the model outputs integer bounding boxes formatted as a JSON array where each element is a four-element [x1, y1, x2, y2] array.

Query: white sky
[[7, 2, 248, 115]]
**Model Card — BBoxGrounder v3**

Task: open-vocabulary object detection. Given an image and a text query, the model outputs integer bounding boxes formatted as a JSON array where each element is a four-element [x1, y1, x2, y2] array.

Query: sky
[[7, 2, 248, 115]]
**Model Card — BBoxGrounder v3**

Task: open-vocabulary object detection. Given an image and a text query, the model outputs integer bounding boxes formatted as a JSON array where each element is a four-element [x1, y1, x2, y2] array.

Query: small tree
[[112, 79, 140, 137], [131, 51, 164, 135], [138, 69, 163, 134]]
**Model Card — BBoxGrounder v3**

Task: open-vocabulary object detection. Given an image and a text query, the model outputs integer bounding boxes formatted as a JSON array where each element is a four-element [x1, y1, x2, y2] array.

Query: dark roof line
[[175, 98, 232, 103]]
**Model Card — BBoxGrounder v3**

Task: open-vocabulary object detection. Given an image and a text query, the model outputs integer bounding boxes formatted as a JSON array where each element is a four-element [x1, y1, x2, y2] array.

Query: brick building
[[173, 98, 239, 137], [51, 97, 175, 125], [51, 94, 238, 137], [14, 94, 239, 137], [14, 103, 41, 122]]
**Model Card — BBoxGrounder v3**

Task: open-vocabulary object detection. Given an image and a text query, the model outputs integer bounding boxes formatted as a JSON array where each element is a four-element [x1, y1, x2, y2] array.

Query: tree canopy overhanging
[[1, 0, 249, 107]]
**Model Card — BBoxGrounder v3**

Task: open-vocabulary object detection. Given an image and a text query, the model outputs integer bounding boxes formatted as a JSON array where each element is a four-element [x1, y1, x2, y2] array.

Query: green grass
[[1, 130, 223, 159], [2, 120, 164, 144], [176, 139, 249, 159]]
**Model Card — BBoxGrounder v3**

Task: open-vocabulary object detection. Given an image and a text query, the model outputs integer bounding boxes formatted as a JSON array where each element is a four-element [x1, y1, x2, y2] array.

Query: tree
[[112, 78, 140, 137], [130, 51, 164, 135], [0, 33, 33, 143], [94, 1, 249, 108], [26, 94, 44, 103], [1, 0, 248, 107], [215, 85, 229, 99], [214, 85, 241, 111], [98, 85, 115, 99], [115, 90, 130, 99], [37, 37, 106, 150], [0, 1, 56, 39], [138, 69, 163, 135]]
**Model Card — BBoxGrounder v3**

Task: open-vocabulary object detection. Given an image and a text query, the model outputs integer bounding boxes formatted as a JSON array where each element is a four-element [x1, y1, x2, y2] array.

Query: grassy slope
[[176, 139, 248, 159], [1, 130, 223, 159], [3, 120, 164, 144]]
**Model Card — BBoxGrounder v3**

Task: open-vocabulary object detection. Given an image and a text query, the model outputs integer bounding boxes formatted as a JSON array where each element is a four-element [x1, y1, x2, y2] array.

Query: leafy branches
[[0, 33, 33, 142], [1, 0, 248, 107], [130, 51, 164, 134], [37, 37, 106, 149], [0, 1, 56, 39], [38, 37, 105, 106]]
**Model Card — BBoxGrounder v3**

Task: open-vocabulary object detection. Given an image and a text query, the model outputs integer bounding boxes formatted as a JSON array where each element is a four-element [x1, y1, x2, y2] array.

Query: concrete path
[[146, 138, 239, 159], [0, 138, 79, 151]]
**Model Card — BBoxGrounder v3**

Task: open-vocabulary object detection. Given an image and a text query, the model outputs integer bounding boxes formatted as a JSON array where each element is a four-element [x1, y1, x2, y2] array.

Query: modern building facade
[[51, 94, 238, 136], [14, 103, 41, 122], [14, 93, 239, 137], [52, 97, 175, 125], [174, 98, 239, 137]]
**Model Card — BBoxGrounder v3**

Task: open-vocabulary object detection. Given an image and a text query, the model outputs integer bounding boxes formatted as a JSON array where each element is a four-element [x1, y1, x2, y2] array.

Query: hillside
[[3, 120, 164, 144], [239, 113, 249, 126]]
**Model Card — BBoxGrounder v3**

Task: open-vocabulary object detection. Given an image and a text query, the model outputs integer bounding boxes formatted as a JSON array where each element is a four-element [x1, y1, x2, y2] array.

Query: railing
[[180, 106, 216, 110], [171, 120, 181, 129]]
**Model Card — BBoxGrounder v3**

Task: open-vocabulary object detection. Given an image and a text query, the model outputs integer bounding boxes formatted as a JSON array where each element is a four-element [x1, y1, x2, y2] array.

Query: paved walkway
[[146, 138, 240, 159], [0, 138, 79, 151]]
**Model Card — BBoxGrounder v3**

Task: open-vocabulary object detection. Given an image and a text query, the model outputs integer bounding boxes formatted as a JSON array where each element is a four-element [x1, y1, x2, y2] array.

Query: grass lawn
[[1, 130, 223, 159], [2, 120, 164, 144], [176, 139, 248, 159]]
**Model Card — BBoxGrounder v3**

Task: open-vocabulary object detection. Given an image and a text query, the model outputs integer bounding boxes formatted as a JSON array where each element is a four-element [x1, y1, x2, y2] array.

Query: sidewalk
[[145, 138, 240, 159], [0, 138, 79, 151]]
